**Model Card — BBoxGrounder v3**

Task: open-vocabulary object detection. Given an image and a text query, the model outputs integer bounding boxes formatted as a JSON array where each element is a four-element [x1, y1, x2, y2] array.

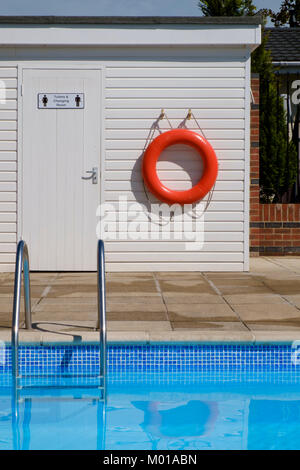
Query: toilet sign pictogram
[[38, 93, 84, 109], [75, 95, 81, 107]]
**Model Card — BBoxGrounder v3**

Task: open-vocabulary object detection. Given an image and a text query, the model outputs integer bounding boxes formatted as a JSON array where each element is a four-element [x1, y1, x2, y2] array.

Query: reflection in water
[[11, 397, 31, 450], [9, 387, 107, 450], [132, 401, 218, 450], [3, 382, 300, 449]]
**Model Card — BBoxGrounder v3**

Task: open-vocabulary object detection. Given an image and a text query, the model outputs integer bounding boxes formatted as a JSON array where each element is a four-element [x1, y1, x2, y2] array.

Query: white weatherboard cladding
[[0, 66, 17, 272], [0, 45, 250, 271], [104, 56, 248, 271]]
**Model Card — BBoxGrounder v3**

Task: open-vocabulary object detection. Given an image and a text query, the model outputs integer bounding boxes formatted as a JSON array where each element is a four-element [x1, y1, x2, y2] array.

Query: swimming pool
[[1, 344, 300, 450]]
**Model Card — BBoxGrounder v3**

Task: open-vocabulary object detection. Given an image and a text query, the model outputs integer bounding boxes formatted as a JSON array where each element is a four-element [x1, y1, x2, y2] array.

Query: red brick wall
[[249, 75, 260, 256], [256, 205, 300, 254], [249, 75, 300, 255]]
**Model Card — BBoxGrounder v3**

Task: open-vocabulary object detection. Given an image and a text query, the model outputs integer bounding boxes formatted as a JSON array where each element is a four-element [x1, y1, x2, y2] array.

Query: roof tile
[[266, 27, 300, 62]]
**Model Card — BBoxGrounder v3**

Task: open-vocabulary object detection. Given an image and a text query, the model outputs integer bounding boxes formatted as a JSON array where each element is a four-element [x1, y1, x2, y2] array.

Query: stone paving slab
[[158, 280, 215, 294], [1, 257, 300, 343], [107, 296, 164, 305], [233, 303, 300, 321], [163, 293, 224, 304], [107, 320, 172, 331], [247, 322, 300, 331], [167, 303, 238, 322], [107, 311, 168, 321], [223, 294, 285, 305], [33, 311, 98, 322], [171, 321, 248, 331], [282, 295, 300, 308]]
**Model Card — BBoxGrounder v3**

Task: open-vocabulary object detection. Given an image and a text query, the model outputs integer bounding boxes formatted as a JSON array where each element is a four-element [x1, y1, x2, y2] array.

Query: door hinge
[[20, 84, 24, 96]]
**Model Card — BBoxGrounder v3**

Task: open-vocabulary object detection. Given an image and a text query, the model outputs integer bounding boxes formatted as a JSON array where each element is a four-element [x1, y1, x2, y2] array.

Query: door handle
[[82, 167, 98, 184]]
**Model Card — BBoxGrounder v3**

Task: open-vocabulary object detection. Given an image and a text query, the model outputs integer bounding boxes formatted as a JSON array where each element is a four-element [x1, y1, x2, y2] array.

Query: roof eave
[[0, 15, 263, 26]]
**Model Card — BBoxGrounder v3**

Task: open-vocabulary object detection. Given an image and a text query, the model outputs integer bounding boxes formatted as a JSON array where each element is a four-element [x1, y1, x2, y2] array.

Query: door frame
[[17, 63, 105, 250]]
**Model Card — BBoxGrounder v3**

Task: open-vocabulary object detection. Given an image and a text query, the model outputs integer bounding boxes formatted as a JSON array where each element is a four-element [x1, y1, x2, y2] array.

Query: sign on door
[[38, 93, 84, 109]]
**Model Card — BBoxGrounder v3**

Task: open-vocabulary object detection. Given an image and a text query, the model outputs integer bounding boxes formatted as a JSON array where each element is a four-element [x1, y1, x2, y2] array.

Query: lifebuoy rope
[[140, 111, 173, 226], [141, 110, 216, 223], [177, 110, 216, 217]]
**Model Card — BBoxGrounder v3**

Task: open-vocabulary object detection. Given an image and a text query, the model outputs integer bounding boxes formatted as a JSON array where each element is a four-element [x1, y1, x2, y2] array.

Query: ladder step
[[20, 384, 104, 390], [18, 374, 104, 379], [18, 387, 105, 400], [16, 374, 105, 393], [18, 396, 105, 402]]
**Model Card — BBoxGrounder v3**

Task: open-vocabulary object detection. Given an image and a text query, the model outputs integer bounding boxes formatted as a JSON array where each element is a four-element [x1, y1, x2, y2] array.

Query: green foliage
[[271, 0, 300, 27], [251, 31, 297, 201], [198, 0, 256, 16], [258, 77, 297, 201], [199, 0, 298, 201], [249, 30, 297, 201]]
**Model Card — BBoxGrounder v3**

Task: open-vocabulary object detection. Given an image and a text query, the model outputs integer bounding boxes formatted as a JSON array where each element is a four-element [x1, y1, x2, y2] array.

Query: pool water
[[1, 344, 300, 450]]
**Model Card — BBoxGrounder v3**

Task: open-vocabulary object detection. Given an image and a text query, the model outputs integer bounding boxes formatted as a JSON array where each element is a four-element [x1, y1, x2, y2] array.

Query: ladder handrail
[[97, 239, 107, 398], [11, 240, 32, 379], [11, 239, 107, 399]]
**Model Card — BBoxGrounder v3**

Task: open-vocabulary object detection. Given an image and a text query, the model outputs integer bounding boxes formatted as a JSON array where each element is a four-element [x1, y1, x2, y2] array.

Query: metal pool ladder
[[11, 240, 32, 382], [97, 239, 107, 398], [11, 239, 107, 399]]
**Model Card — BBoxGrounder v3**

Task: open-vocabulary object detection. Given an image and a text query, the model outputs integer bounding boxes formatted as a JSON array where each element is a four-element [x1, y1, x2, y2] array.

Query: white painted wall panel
[[106, 109, 245, 119], [0, 122, 17, 130], [105, 190, 245, 202], [106, 78, 245, 88], [0, 233, 16, 242], [0, 47, 250, 271], [104, 181, 244, 191], [106, 67, 245, 78], [106, 99, 245, 109], [106, 119, 245, 130], [0, 66, 17, 270], [104, 56, 248, 271]]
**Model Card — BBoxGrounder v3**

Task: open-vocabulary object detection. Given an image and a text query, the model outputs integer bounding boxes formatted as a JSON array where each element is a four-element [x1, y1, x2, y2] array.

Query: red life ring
[[142, 128, 218, 205]]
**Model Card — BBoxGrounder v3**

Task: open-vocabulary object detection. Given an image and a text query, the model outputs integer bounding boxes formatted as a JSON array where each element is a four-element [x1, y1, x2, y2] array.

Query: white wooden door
[[21, 68, 101, 270]]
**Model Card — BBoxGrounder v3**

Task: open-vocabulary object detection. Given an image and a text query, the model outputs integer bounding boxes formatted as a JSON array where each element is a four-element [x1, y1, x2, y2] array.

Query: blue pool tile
[[1, 344, 300, 378]]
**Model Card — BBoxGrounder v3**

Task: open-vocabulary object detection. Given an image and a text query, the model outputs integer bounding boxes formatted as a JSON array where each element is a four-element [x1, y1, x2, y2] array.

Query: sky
[[0, 0, 284, 17]]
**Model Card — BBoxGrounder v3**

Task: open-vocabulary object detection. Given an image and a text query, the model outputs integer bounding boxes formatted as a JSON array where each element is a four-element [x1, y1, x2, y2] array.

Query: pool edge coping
[[1, 329, 300, 346]]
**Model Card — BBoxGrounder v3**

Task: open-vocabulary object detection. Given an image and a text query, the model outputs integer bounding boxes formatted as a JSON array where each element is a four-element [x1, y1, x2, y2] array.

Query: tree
[[199, 0, 298, 202], [271, 0, 300, 27], [198, 0, 256, 16], [252, 32, 298, 201]]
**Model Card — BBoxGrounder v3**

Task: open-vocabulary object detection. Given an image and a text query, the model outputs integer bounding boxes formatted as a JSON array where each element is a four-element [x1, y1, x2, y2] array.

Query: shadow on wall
[[130, 121, 205, 209]]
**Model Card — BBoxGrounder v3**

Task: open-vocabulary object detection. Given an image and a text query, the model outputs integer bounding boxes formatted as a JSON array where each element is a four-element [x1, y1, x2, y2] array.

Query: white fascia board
[[0, 24, 261, 47]]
